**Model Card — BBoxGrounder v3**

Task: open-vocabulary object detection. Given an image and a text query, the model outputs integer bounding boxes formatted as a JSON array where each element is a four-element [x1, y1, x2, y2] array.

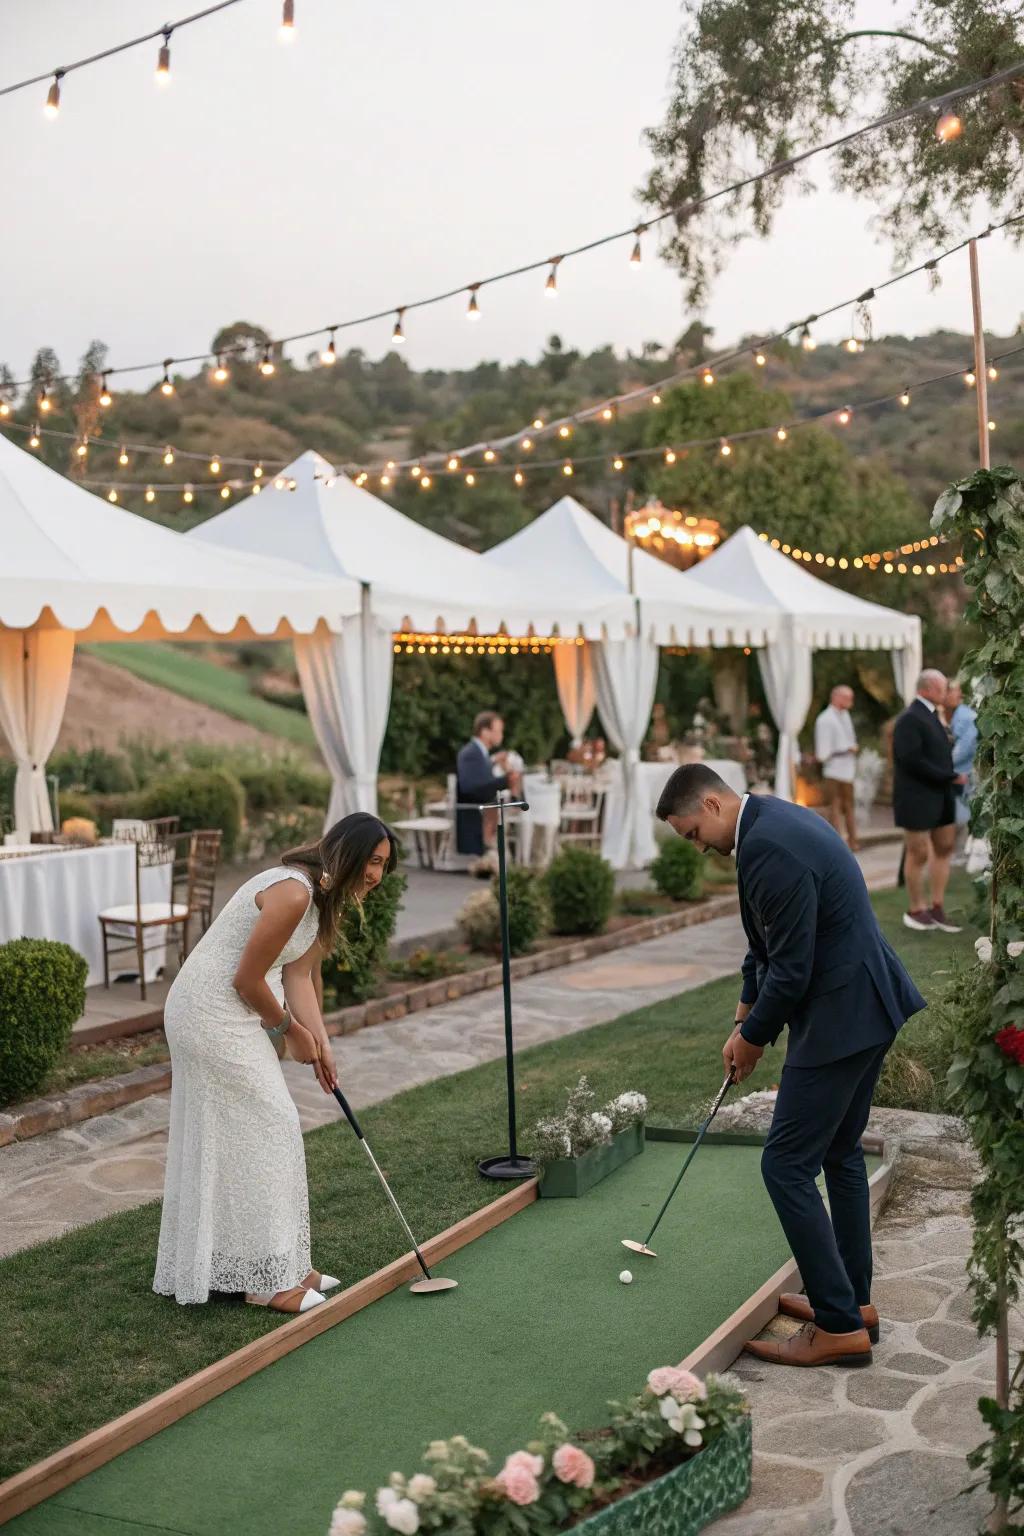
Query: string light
[[183, 485, 194, 504], [160, 362, 174, 396], [410, 464, 422, 478], [391, 310, 406, 345], [936, 110, 962, 142], [964, 369, 976, 386], [664, 449, 677, 465], [321, 331, 338, 365], [558, 424, 572, 439], [99, 374, 113, 406], [155, 28, 172, 85], [513, 468, 524, 486], [483, 448, 497, 462], [562, 461, 574, 476], [107, 488, 118, 503], [162, 445, 174, 466], [776, 426, 788, 441], [800, 325, 817, 352], [75, 438, 88, 458], [259, 346, 275, 377], [651, 393, 662, 406], [702, 368, 715, 386], [601, 407, 614, 421], [988, 364, 998, 381], [209, 456, 221, 475], [145, 486, 155, 502], [629, 227, 644, 266], [252, 482, 262, 495], [466, 286, 481, 321], [720, 439, 732, 457], [0, 400, 9, 418], [29, 425, 40, 448], [420, 474, 432, 489], [837, 406, 852, 425], [447, 455, 460, 472], [220, 484, 230, 498], [521, 436, 534, 452], [279, 0, 295, 41], [989, 419, 996, 431], [545, 258, 561, 297], [612, 456, 624, 471], [38, 388, 52, 414], [899, 388, 911, 406], [212, 356, 229, 384], [754, 350, 767, 367], [380, 474, 391, 488], [118, 445, 129, 466], [253, 462, 263, 479], [532, 417, 544, 430], [44, 72, 62, 118], [465, 472, 476, 487]]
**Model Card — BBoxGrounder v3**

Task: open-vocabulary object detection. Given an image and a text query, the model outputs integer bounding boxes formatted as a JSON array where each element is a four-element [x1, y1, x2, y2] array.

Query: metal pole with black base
[[460, 796, 536, 1181]]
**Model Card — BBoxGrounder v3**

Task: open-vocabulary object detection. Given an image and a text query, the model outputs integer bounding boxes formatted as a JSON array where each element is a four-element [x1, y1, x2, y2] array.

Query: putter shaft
[[332, 1086, 433, 1281], [642, 1071, 734, 1247]]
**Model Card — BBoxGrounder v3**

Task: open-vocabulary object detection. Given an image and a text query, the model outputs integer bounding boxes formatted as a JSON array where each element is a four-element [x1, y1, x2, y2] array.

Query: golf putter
[[332, 1087, 458, 1294], [622, 1069, 735, 1259]]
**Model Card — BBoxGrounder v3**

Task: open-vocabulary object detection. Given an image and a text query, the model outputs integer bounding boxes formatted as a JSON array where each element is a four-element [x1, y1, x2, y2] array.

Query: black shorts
[[896, 789, 956, 832]]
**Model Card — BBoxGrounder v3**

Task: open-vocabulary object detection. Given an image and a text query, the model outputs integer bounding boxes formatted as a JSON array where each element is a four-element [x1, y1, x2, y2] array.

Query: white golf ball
[[619, 1269, 633, 1284]]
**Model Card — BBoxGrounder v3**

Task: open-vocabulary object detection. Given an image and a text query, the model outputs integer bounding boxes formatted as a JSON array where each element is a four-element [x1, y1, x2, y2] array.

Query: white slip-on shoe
[[298, 1288, 327, 1311], [317, 1274, 341, 1292]]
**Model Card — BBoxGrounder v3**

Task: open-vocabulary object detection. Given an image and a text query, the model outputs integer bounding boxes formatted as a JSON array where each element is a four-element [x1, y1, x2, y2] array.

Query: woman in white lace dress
[[153, 812, 396, 1313]]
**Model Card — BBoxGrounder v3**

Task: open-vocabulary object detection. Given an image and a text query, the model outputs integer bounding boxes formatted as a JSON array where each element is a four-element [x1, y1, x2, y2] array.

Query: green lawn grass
[[0, 874, 978, 1481], [83, 642, 318, 749]]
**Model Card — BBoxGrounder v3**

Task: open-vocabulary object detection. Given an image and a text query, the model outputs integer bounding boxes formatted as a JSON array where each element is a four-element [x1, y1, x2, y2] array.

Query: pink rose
[[498, 1465, 541, 1506], [503, 1451, 544, 1477], [647, 1367, 678, 1396], [552, 1445, 595, 1489], [669, 1368, 707, 1402]]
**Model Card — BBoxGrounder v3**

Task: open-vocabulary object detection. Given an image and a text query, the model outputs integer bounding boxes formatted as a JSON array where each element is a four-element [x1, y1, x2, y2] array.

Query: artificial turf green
[[9, 1142, 877, 1536], [0, 876, 975, 1488]]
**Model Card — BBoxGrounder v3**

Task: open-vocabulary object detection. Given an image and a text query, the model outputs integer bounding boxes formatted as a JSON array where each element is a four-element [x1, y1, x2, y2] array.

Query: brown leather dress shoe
[[744, 1322, 873, 1368], [779, 1292, 880, 1344]]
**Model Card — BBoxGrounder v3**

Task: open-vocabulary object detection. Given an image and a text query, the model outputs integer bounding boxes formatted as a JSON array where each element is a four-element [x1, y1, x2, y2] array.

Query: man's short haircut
[[473, 710, 501, 735], [916, 668, 946, 694], [656, 764, 736, 822]]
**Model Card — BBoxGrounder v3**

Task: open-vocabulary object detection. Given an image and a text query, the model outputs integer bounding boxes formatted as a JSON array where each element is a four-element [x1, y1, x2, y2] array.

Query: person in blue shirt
[[945, 680, 978, 829]]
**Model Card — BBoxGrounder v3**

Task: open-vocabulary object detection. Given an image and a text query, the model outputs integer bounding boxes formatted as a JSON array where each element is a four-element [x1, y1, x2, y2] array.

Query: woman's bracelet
[[265, 1006, 291, 1040]]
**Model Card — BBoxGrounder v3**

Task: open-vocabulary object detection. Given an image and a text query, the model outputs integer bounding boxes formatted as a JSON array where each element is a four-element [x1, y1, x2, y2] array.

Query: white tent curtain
[[293, 588, 394, 828], [891, 618, 923, 706], [0, 627, 76, 835], [757, 617, 814, 802], [552, 642, 596, 746], [594, 622, 660, 868]]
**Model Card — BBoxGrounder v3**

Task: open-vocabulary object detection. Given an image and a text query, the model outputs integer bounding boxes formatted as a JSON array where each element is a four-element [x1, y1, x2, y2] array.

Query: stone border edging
[[2, 893, 741, 1148]]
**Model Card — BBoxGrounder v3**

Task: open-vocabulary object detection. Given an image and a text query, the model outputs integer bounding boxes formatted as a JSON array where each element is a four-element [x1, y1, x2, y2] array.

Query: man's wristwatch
[[266, 1006, 291, 1040]]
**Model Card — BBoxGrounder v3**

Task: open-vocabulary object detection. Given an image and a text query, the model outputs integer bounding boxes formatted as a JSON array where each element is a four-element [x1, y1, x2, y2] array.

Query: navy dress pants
[[760, 1042, 889, 1335]]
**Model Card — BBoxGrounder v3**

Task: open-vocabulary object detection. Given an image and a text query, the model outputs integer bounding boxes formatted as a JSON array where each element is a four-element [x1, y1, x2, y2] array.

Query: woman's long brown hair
[[282, 812, 398, 947]]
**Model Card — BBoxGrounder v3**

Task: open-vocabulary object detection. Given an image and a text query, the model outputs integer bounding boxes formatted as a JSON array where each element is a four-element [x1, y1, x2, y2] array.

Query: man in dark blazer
[[656, 765, 926, 1368], [892, 668, 964, 933], [455, 711, 521, 862]]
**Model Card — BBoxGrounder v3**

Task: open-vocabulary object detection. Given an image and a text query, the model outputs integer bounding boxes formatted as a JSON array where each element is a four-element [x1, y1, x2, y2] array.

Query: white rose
[[1008, 941, 1024, 958], [339, 1492, 365, 1510], [975, 936, 993, 964], [383, 1498, 420, 1535], [376, 1489, 398, 1516], [329, 1511, 367, 1536], [659, 1395, 681, 1423], [407, 1475, 437, 1503], [683, 1429, 703, 1448]]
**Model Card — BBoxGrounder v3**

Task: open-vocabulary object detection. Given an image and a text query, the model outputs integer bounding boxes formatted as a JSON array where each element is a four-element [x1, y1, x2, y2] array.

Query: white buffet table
[[0, 843, 171, 985], [600, 758, 748, 868]]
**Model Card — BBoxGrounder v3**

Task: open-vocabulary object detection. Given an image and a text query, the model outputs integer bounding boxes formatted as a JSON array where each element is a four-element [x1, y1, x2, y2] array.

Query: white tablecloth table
[[514, 774, 563, 868], [600, 758, 748, 868], [0, 844, 171, 985]]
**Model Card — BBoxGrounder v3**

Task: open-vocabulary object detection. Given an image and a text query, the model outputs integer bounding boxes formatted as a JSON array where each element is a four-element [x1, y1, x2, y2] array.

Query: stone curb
[[3, 893, 741, 1148]]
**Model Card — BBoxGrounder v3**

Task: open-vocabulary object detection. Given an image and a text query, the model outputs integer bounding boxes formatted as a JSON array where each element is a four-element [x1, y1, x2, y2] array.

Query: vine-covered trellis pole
[[929, 240, 1022, 1534]]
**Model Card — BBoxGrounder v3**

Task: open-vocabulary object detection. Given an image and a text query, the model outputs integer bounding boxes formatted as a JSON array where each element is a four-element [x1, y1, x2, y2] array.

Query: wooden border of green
[[0, 1179, 538, 1526]]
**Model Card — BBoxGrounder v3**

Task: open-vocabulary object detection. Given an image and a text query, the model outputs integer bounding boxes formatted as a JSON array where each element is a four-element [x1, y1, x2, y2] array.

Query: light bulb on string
[[209, 457, 221, 475], [754, 350, 767, 367], [163, 446, 174, 466], [844, 335, 861, 355], [220, 484, 231, 499], [76, 438, 88, 459], [838, 406, 852, 425], [29, 426, 41, 449], [252, 482, 262, 495], [988, 419, 996, 432], [665, 449, 677, 465], [800, 325, 817, 352], [465, 473, 476, 487], [513, 468, 525, 487], [183, 485, 194, 504], [562, 461, 574, 477], [392, 310, 406, 345], [118, 446, 129, 466], [259, 346, 275, 377], [521, 436, 534, 452], [601, 407, 614, 422], [484, 448, 497, 462], [776, 427, 788, 441], [145, 486, 155, 503], [321, 331, 338, 365], [44, 71, 63, 118], [107, 488, 118, 503], [160, 362, 175, 396], [410, 465, 422, 478], [466, 286, 481, 321], [155, 28, 172, 85], [558, 424, 572, 439], [964, 369, 976, 386], [988, 364, 998, 381], [532, 417, 544, 430], [936, 110, 962, 142], [651, 393, 662, 406], [0, 400, 9, 418], [254, 463, 263, 479], [899, 388, 911, 406], [380, 474, 391, 488], [629, 226, 644, 266], [212, 356, 230, 384], [612, 457, 624, 471], [38, 388, 52, 414], [99, 374, 113, 407], [447, 455, 460, 472], [355, 472, 368, 486], [545, 257, 561, 297], [720, 439, 732, 457], [280, 0, 296, 41], [420, 475, 432, 489], [702, 368, 715, 386]]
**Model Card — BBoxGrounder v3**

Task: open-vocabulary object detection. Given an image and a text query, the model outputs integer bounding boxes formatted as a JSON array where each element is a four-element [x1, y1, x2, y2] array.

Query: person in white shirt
[[813, 686, 860, 851]]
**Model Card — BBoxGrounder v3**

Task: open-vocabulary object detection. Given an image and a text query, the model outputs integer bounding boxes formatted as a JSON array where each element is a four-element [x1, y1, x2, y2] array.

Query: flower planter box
[[576, 1415, 752, 1535], [539, 1122, 645, 1199]]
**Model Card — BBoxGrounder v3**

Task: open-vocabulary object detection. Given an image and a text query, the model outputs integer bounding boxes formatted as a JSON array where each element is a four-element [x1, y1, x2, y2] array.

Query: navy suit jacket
[[455, 740, 508, 856], [736, 795, 925, 1067]]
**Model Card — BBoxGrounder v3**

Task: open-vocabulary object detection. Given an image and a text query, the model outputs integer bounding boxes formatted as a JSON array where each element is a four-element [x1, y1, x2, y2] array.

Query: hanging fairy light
[[483, 448, 497, 462], [719, 439, 732, 457], [612, 456, 624, 471], [988, 364, 998, 381], [44, 71, 63, 118], [521, 436, 534, 452], [75, 438, 88, 458], [118, 445, 130, 466], [513, 468, 525, 486], [800, 324, 817, 352], [562, 461, 574, 476], [220, 484, 231, 498], [254, 462, 264, 479], [212, 355, 230, 384], [155, 27, 172, 85], [145, 486, 155, 502], [465, 472, 476, 487], [38, 387, 52, 414], [28, 425, 41, 448], [664, 449, 677, 465], [420, 474, 432, 489], [558, 424, 572, 439], [837, 406, 852, 425], [532, 416, 544, 430], [321, 330, 338, 364], [701, 368, 715, 386], [252, 482, 262, 495], [776, 426, 788, 441], [464, 285, 481, 321], [160, 362, 175, 396], [380, 473, 391, 488], [651, 393, 662, 406], [0, 400, 10, 418], [163, 445, 174, 466], [410, 464, 422, 479], [545, 257, 561, 297], [391, 309, 406, 344], [99, 374, 113, 406], [209, 456, 221, 475], [107, 488, 118, 503], [183, 485, 194, 504], [899, 388, 911, 406], [601, 407, 614, 422], [447, 455, 460, 472], [280, 0, 296, 41], [754, 350, 767, 367], [629, 226, 644, 266], [964, 369, 977, 386], [936, 110, 962, 142], [259, 345, 275, 377]]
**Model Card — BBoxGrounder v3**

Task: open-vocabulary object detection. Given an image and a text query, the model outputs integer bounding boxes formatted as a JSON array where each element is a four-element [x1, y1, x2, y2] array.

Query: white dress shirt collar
[[733, 792, 751, 858], [917, 697, 937, 714]]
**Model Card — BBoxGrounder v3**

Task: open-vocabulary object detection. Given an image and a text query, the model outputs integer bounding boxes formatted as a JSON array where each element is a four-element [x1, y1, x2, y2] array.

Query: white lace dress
[[153, 867, 319, 1304]]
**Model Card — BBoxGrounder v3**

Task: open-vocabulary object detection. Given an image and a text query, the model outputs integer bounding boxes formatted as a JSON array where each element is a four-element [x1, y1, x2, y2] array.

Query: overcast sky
[[4, 0, 1021, 391]]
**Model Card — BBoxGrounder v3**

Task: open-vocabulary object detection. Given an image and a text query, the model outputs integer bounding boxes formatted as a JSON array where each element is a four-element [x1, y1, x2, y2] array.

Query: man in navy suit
[[657, 765, 926, 1368], [455, 711, 522, 865], [892, 668, 964, 933]]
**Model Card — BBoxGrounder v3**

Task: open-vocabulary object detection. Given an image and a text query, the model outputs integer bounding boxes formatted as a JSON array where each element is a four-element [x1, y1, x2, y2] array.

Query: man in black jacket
[[455, 711, 522, 867], [892, 669, 964, 933], [657, 766, 926, 1369]]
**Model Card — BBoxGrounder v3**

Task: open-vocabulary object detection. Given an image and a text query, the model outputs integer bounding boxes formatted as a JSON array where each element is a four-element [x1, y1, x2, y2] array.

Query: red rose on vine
[[994, 1025, 1024, 1066]]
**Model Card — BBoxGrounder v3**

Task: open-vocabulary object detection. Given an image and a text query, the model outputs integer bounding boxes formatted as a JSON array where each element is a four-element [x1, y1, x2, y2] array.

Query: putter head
[[408, 1276, 459, 1294], [621, 1239, 657, 1258]]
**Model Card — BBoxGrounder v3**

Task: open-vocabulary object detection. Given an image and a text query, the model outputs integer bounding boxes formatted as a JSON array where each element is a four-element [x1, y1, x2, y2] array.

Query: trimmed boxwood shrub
[[321, 868, 407, 1006], [651, 835, 704, 901], [545, 847, 615, 936], [0, 939, 88, 1105], [497, 866, 547, 955], [139, 769, 244, 856]]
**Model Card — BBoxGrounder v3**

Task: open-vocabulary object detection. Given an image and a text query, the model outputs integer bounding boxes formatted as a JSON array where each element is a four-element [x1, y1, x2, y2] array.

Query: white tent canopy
[[485, 498, 779, 866], [0, 434, 362, 834], [684, 526, 923, 798], [190, 455, 656, 822]]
